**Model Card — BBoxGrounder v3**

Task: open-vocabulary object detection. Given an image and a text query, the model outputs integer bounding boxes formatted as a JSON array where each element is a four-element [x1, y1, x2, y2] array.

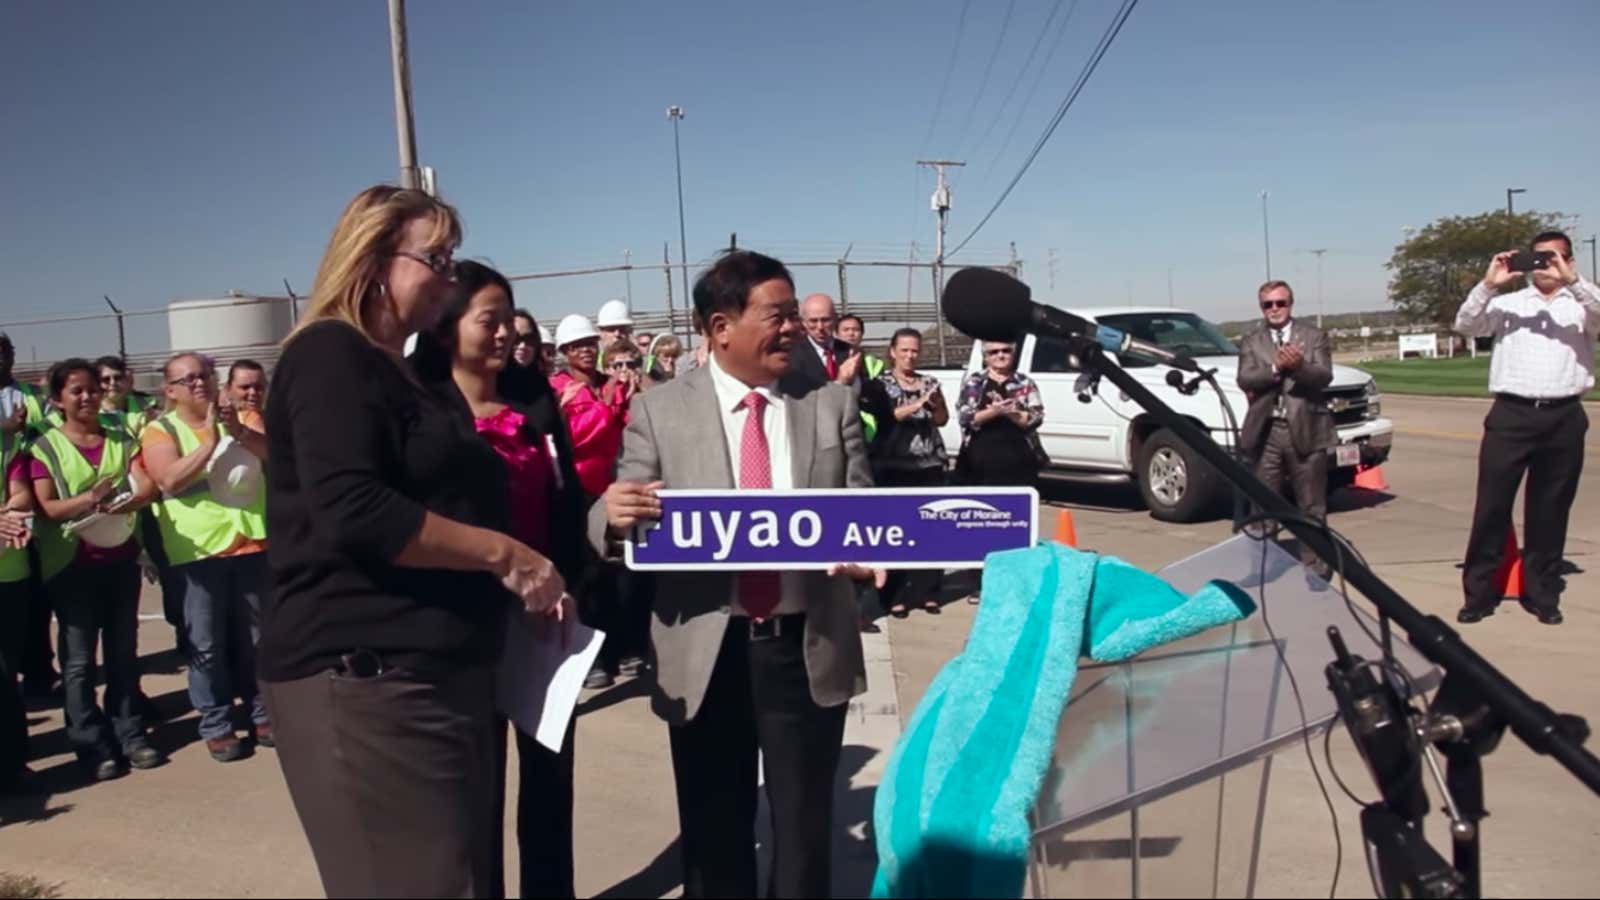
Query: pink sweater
[[548, 371, 628, 498]]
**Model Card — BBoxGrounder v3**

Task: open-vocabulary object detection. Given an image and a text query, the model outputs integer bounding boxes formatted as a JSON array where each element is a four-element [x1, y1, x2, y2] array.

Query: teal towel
[[870, 544, 1255, 899]]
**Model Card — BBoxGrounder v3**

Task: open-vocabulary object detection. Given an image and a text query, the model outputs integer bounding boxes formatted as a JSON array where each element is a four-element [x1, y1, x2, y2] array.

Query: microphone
[[942, 267, 1201, 373]]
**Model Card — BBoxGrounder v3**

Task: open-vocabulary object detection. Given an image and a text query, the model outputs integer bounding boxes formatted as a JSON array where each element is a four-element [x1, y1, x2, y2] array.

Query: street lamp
[[1585, 236, 1598, 283], [1506, 187, 1526, 215], [1259, 190, 1272, 280], [1307, 248, 1327, 328], [667, 105, 690, 316]]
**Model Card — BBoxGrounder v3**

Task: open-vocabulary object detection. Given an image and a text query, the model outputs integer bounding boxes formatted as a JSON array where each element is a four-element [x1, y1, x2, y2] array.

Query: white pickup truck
[[926, 306, 1394, 522]]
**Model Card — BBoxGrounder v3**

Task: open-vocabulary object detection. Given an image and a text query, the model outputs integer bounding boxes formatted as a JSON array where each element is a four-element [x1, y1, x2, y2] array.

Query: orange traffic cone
[[1495, 524, 1524, 600], [1354, 463, 1390, 491], [1052, 508, 1078, 547]]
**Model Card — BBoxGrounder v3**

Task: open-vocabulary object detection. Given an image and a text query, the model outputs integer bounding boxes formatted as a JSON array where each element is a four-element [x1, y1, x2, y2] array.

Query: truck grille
[[1325, 386, 1372, 427]]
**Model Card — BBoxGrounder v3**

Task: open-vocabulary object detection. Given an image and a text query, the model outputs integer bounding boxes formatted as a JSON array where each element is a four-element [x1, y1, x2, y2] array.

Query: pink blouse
[[473, 407, 555, 555]]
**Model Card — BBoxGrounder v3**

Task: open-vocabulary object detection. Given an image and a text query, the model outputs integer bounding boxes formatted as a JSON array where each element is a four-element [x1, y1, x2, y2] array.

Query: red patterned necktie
[[823, 346, 837, 380], [738, 391, 781, 620]]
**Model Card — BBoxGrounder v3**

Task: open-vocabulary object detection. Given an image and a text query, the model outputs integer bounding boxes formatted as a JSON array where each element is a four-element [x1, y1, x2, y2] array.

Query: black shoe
[[618, 656, 645, 678], [1456, 606, 1493, 624], [125, 742, 167, 770], [583, 667, 615, 690], [90, 758, 128, 782], [206, 737, 247, 763]]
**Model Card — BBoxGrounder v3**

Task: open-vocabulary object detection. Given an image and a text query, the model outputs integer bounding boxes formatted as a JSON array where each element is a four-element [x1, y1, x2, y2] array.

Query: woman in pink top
[[547, 315, 633, 499], [412, 261, 589, 898]]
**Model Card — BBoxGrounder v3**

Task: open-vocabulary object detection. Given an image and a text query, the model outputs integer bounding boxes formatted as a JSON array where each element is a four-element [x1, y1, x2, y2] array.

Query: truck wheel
[[1137, 427, 1220, 522]]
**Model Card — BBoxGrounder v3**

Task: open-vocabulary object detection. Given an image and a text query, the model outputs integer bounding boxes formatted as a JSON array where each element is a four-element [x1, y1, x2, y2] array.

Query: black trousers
[[1463, 398, 1588, 612], [1254, 420, 1329, 567], [0, 578, 30, 786], [669, 617, 848, 899], [490, 716, 576, 899], [874, 466, 946, 611], [265, 663, 498, 899]]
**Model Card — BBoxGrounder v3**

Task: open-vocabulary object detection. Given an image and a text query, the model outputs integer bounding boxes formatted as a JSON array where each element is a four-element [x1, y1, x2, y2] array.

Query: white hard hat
[[554, 314, 601, 349], [537, 324, 554, 345], [208, 436, 264, 509], [596, 299, 634, 328]]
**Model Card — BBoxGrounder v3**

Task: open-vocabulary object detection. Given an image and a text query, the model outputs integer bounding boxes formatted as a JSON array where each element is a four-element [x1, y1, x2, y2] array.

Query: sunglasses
[[611, 360, 642, 371], [1260, 300, 1291, 310], [984, 348, 1015, 356], [513, 334, 540, 346], [99, 375, 125, 385]]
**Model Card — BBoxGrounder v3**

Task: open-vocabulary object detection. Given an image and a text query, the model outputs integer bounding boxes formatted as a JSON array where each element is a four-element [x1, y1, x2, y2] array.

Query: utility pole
[[1259, 190, 1272, 280], [1309, 248, 1327, 328], [905, 241, 917, 307], [917, 159, 964, 365], [667, 106, 690, 309], [387, 0, 421, 190], [104, 296, 126, 360], [1584, 236, 1598, 283], [622, 249, 635, 309]]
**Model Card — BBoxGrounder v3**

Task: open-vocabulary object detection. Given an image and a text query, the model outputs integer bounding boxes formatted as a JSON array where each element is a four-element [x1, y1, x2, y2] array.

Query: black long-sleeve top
[[259, 320, 509, 681]]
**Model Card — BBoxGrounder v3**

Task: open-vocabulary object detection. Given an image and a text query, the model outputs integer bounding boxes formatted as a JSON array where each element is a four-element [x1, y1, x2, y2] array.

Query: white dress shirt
[[705, 352, 806, 616], [1455, 279, 1600, 398]]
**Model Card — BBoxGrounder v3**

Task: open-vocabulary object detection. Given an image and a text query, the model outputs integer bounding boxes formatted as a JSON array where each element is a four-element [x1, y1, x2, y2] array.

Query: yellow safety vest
[[29, 427, 134, 580], [149, 412, 266, 567]]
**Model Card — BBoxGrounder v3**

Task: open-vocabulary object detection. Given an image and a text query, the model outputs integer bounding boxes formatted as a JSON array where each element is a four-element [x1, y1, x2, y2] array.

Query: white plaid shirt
[[1454, 279, 1600, 399]]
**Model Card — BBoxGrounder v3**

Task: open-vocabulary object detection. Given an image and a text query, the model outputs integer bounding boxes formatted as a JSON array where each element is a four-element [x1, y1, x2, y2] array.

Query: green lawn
[[1357, 354, 1600, 400]]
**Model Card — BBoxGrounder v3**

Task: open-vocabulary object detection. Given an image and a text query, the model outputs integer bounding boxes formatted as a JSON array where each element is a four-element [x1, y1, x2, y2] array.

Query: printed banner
[[625, 487, 1039, 571]]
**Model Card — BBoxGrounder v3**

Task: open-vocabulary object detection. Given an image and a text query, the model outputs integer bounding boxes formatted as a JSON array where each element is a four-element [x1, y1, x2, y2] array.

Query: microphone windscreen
[[942, 267, 1034, 341]]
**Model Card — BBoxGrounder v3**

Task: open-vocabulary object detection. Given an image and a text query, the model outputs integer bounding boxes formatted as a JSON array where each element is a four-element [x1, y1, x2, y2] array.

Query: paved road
[[2, 395, 1597, 898]]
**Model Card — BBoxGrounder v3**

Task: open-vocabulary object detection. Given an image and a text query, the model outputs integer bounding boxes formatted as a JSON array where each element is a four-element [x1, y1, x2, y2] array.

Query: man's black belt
[[1495, 393, 1582, 409]]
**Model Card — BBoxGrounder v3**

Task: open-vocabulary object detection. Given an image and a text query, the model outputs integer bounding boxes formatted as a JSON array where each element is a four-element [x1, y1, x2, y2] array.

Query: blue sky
[[3, 0, 1598, 360]]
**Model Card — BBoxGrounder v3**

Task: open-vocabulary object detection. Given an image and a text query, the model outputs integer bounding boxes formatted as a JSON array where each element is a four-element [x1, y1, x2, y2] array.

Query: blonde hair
[[1257, 279, 1295, 302], [290, 185, 462, 346], [160, 351, 211, 413], [649, 334, 683, 357], [604, 337, 640, 360]]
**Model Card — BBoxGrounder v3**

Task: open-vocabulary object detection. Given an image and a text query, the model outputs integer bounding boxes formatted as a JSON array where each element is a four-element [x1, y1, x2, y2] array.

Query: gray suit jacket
[[586, 364, 873, 726], [1236, 321, 1336, 459]]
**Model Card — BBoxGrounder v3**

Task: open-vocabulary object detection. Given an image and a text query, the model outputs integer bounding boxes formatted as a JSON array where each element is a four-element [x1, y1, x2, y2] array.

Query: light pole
[[1259, 190, 1272, 280], [1584, 236, 1597, 283], [667, 106, 690, 310], [1506, 187, 1526, 216], [386, 0, 420, 190], [1308, 248, 1327, 327]]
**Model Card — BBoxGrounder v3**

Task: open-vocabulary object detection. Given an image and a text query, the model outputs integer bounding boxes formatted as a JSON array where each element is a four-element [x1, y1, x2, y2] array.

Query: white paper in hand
[[494, 606, 605, 753]]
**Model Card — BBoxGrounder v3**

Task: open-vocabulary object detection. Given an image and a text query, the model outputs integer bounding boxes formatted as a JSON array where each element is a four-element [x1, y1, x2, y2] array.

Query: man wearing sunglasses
[[1453, 231, 1600, 626], [1237, 280, 1335, 580]]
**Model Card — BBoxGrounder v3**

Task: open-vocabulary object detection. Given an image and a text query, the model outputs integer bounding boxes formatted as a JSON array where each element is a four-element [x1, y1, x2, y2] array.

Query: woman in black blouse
[[261, 186, 566, 899]]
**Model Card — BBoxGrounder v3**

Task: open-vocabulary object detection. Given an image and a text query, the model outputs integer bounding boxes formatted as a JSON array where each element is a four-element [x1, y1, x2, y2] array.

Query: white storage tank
[[166, 293, 293, 357]]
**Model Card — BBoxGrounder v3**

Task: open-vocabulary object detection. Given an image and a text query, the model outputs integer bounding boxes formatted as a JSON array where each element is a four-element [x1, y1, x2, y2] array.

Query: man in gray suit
[[593, 250, 881, 899], [1237, 279, 1335, 578]]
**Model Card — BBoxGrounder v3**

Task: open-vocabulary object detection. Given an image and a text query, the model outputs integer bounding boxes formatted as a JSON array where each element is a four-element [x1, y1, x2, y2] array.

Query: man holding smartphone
[[1453, 231, 1600, 625]]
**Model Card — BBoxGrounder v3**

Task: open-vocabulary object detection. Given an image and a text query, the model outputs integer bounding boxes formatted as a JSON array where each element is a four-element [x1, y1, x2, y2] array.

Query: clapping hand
[[0, 406, 25, 436], [1275, 342, 1304, 372], [0, 511, 31, 549]]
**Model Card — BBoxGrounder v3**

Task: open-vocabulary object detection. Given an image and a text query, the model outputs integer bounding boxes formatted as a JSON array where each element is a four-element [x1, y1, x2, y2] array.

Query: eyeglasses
[[99, 375, 125, 385], [611, 360, 642, 371], [167, 372, 210, 388], [1260, 300, 1291, 310], [393, 250, 458, 282], [513, 334, 540, 346], [984, 348, 1015, 356]]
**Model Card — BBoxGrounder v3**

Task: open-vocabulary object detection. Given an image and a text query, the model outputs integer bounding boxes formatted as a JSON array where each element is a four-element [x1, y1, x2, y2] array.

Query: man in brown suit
[[1237, 279, 1335, 578]]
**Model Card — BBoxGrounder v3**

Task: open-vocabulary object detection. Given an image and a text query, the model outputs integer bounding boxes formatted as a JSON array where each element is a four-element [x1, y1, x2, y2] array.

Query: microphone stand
[[1062, 338, 1599, 896]]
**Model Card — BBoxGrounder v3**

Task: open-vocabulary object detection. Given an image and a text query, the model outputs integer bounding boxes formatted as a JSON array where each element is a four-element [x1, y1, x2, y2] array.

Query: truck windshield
[[1095, 313, 1239, 367]]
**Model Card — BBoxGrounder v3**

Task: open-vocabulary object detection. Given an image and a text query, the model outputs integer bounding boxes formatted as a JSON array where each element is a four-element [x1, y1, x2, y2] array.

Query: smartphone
[[1507, 250, 1553, 273]]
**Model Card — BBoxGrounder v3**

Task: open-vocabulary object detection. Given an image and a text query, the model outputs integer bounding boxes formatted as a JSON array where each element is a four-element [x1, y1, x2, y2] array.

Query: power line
[[947, 0, 1140, 258], [948, 0, 1019, 171], [960, 0, 1069, 171], [919, 0, 973, 151], [977, 0, 1083, 189]]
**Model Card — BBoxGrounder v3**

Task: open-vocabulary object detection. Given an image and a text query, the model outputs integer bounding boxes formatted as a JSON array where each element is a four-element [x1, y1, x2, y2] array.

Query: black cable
[[949, 0, 1019, 171], [947, 0, 1140, 258], [959, 0, 1068, 172], [1254, 531, 1343, 899], [919, 0, 973, 151]]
